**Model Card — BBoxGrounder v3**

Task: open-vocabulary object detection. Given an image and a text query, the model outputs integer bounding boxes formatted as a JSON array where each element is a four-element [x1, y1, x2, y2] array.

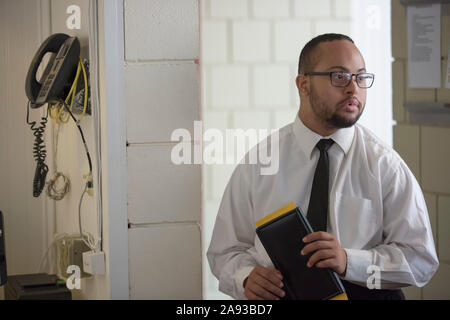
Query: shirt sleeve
[[343, 159, 439, 289], [206, 164, 259, 300]]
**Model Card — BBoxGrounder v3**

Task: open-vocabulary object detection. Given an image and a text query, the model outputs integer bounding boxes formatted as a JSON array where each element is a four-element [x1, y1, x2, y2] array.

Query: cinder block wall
[[201, 0, 353, 299], [124, 0, 202, 299], [391, 0, 450, 299]]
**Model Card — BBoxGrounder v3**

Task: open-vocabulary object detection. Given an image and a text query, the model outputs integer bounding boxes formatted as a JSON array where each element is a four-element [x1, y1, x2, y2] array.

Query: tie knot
[[316, 139, 334, 152]]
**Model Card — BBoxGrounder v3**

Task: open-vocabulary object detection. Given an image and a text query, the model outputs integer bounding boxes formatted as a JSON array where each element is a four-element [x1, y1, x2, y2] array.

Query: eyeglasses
[[304, 72, 375, 88]]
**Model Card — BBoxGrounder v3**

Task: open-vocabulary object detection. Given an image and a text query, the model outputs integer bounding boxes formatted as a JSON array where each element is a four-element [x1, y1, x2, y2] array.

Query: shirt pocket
[[334, 192, 381, 248]]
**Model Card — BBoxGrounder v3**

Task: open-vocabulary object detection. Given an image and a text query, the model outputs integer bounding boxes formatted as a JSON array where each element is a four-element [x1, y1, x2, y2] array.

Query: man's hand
[[244, 266, 285, 300], [301, 231, 347, 277]]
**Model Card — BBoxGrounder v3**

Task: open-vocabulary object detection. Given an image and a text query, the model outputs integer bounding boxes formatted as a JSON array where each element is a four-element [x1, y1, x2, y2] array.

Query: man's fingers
[[303, 231, 334, 243], [253, 273, 285, 298], [246, 291, 264, 300], [245, 266, 285, 300], [245, 288, 265, 300], [256, 266, 283, 279], [315, 258, 338, 269], [307, 249, 335, 267], [257, 267, 283, 285], [250, 280, 282, 300], [245, 276, 281, 300], [269, 267, 283, 279], [301, 240, 333, 255]]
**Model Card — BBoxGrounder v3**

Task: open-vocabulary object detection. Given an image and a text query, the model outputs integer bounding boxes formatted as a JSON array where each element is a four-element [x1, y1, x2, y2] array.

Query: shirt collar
[[292, 113, 355, 158]]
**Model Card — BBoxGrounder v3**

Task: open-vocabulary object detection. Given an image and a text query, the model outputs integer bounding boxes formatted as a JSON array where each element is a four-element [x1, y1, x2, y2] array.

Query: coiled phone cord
[[26, 101, 49, 197]]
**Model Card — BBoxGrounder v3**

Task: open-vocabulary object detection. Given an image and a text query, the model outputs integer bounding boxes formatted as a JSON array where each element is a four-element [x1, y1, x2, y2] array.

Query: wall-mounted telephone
[[25, 33, 81, 197], [25, 33, 80, 108]]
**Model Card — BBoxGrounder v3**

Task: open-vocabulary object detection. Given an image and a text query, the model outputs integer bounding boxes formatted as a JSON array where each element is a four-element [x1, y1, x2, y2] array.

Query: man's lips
[[340, 98, 360, 112]]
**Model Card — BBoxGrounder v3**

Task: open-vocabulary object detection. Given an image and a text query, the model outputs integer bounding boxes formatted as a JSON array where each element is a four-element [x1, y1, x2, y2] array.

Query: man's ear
[[296, 74, 309, 96]]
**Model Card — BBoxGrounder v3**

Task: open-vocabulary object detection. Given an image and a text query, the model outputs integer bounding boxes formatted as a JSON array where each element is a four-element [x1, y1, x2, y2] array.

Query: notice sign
[[407, 4, 441, 88]]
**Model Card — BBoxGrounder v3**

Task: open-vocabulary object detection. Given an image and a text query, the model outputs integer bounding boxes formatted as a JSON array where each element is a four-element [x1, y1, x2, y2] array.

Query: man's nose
[[345, 75, 359, 94]]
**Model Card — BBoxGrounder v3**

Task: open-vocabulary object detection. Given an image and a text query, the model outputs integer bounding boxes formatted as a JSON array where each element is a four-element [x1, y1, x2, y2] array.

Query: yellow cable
[[77, 58, 88, 122], [65, 61, 82, 105], [58, 61, 82, 124], [57, 104, 70, 123], [66, 63, 80, 116], [49, 59, 88, 124]]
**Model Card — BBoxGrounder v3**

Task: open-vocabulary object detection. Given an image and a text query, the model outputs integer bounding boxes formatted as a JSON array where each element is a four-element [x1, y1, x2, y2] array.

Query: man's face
[[306, 40, 367, 129]]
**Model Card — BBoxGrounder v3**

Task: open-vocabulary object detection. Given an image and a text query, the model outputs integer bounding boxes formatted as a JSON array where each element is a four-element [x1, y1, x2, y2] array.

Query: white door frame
[[100, 0, 129, 299]]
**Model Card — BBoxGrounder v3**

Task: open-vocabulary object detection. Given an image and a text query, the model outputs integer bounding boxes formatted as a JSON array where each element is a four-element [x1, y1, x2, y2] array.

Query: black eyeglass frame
[[304, 72, 375, 88]]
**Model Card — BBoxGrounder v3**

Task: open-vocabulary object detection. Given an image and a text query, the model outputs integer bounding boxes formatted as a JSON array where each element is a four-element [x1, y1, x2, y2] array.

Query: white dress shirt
[[207, 114, 439, 300]]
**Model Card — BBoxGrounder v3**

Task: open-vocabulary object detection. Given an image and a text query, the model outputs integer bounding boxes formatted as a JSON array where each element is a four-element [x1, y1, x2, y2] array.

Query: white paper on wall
[[407, 4, 441, 88]]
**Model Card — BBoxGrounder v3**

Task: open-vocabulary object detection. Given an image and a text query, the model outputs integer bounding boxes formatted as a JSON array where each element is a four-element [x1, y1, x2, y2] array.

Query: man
[[207, 33, 439, 300]]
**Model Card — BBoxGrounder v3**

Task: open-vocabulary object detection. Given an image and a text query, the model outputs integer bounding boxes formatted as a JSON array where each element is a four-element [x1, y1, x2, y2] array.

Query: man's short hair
[[298, 33, 354, 74]]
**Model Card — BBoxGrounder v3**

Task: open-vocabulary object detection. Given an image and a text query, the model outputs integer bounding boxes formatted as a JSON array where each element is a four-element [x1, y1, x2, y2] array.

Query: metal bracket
[[404, 102, 450, 125]]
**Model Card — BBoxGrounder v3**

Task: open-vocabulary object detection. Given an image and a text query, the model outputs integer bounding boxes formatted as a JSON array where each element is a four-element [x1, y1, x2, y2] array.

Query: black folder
[[255, 202, 347, 300]]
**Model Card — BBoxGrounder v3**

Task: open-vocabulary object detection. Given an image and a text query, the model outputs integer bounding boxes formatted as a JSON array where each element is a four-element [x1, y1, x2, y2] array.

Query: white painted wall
[[98, 0, 129, 300], [351, 0, 393, 147], [124, 0, 202, 299], [391, 0, 450, 300], [0, 0, 111, 299], [47, 0, 108, 299], [0, 0, 48, 299]]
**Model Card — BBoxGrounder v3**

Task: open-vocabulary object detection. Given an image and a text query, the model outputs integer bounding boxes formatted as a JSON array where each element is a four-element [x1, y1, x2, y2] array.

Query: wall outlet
[[82, 251, 105, 275], [56, 236, 90, 279]]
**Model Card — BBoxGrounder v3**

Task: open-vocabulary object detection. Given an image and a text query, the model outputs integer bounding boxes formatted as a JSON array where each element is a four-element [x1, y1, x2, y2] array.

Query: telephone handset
[[25, 33, 80, 108], [25, 33, 81, 197]]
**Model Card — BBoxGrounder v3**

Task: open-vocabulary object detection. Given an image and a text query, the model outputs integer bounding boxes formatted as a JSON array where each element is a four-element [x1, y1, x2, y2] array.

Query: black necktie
[[307, 139, 334, 232]]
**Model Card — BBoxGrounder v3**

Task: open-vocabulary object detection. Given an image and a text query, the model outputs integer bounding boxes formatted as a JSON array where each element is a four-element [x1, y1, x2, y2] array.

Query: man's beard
[[309, 85, 364, 129]]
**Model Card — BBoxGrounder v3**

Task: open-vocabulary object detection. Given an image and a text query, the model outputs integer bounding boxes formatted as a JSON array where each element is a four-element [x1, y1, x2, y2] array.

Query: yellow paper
[[255, 202, 296, 228]]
